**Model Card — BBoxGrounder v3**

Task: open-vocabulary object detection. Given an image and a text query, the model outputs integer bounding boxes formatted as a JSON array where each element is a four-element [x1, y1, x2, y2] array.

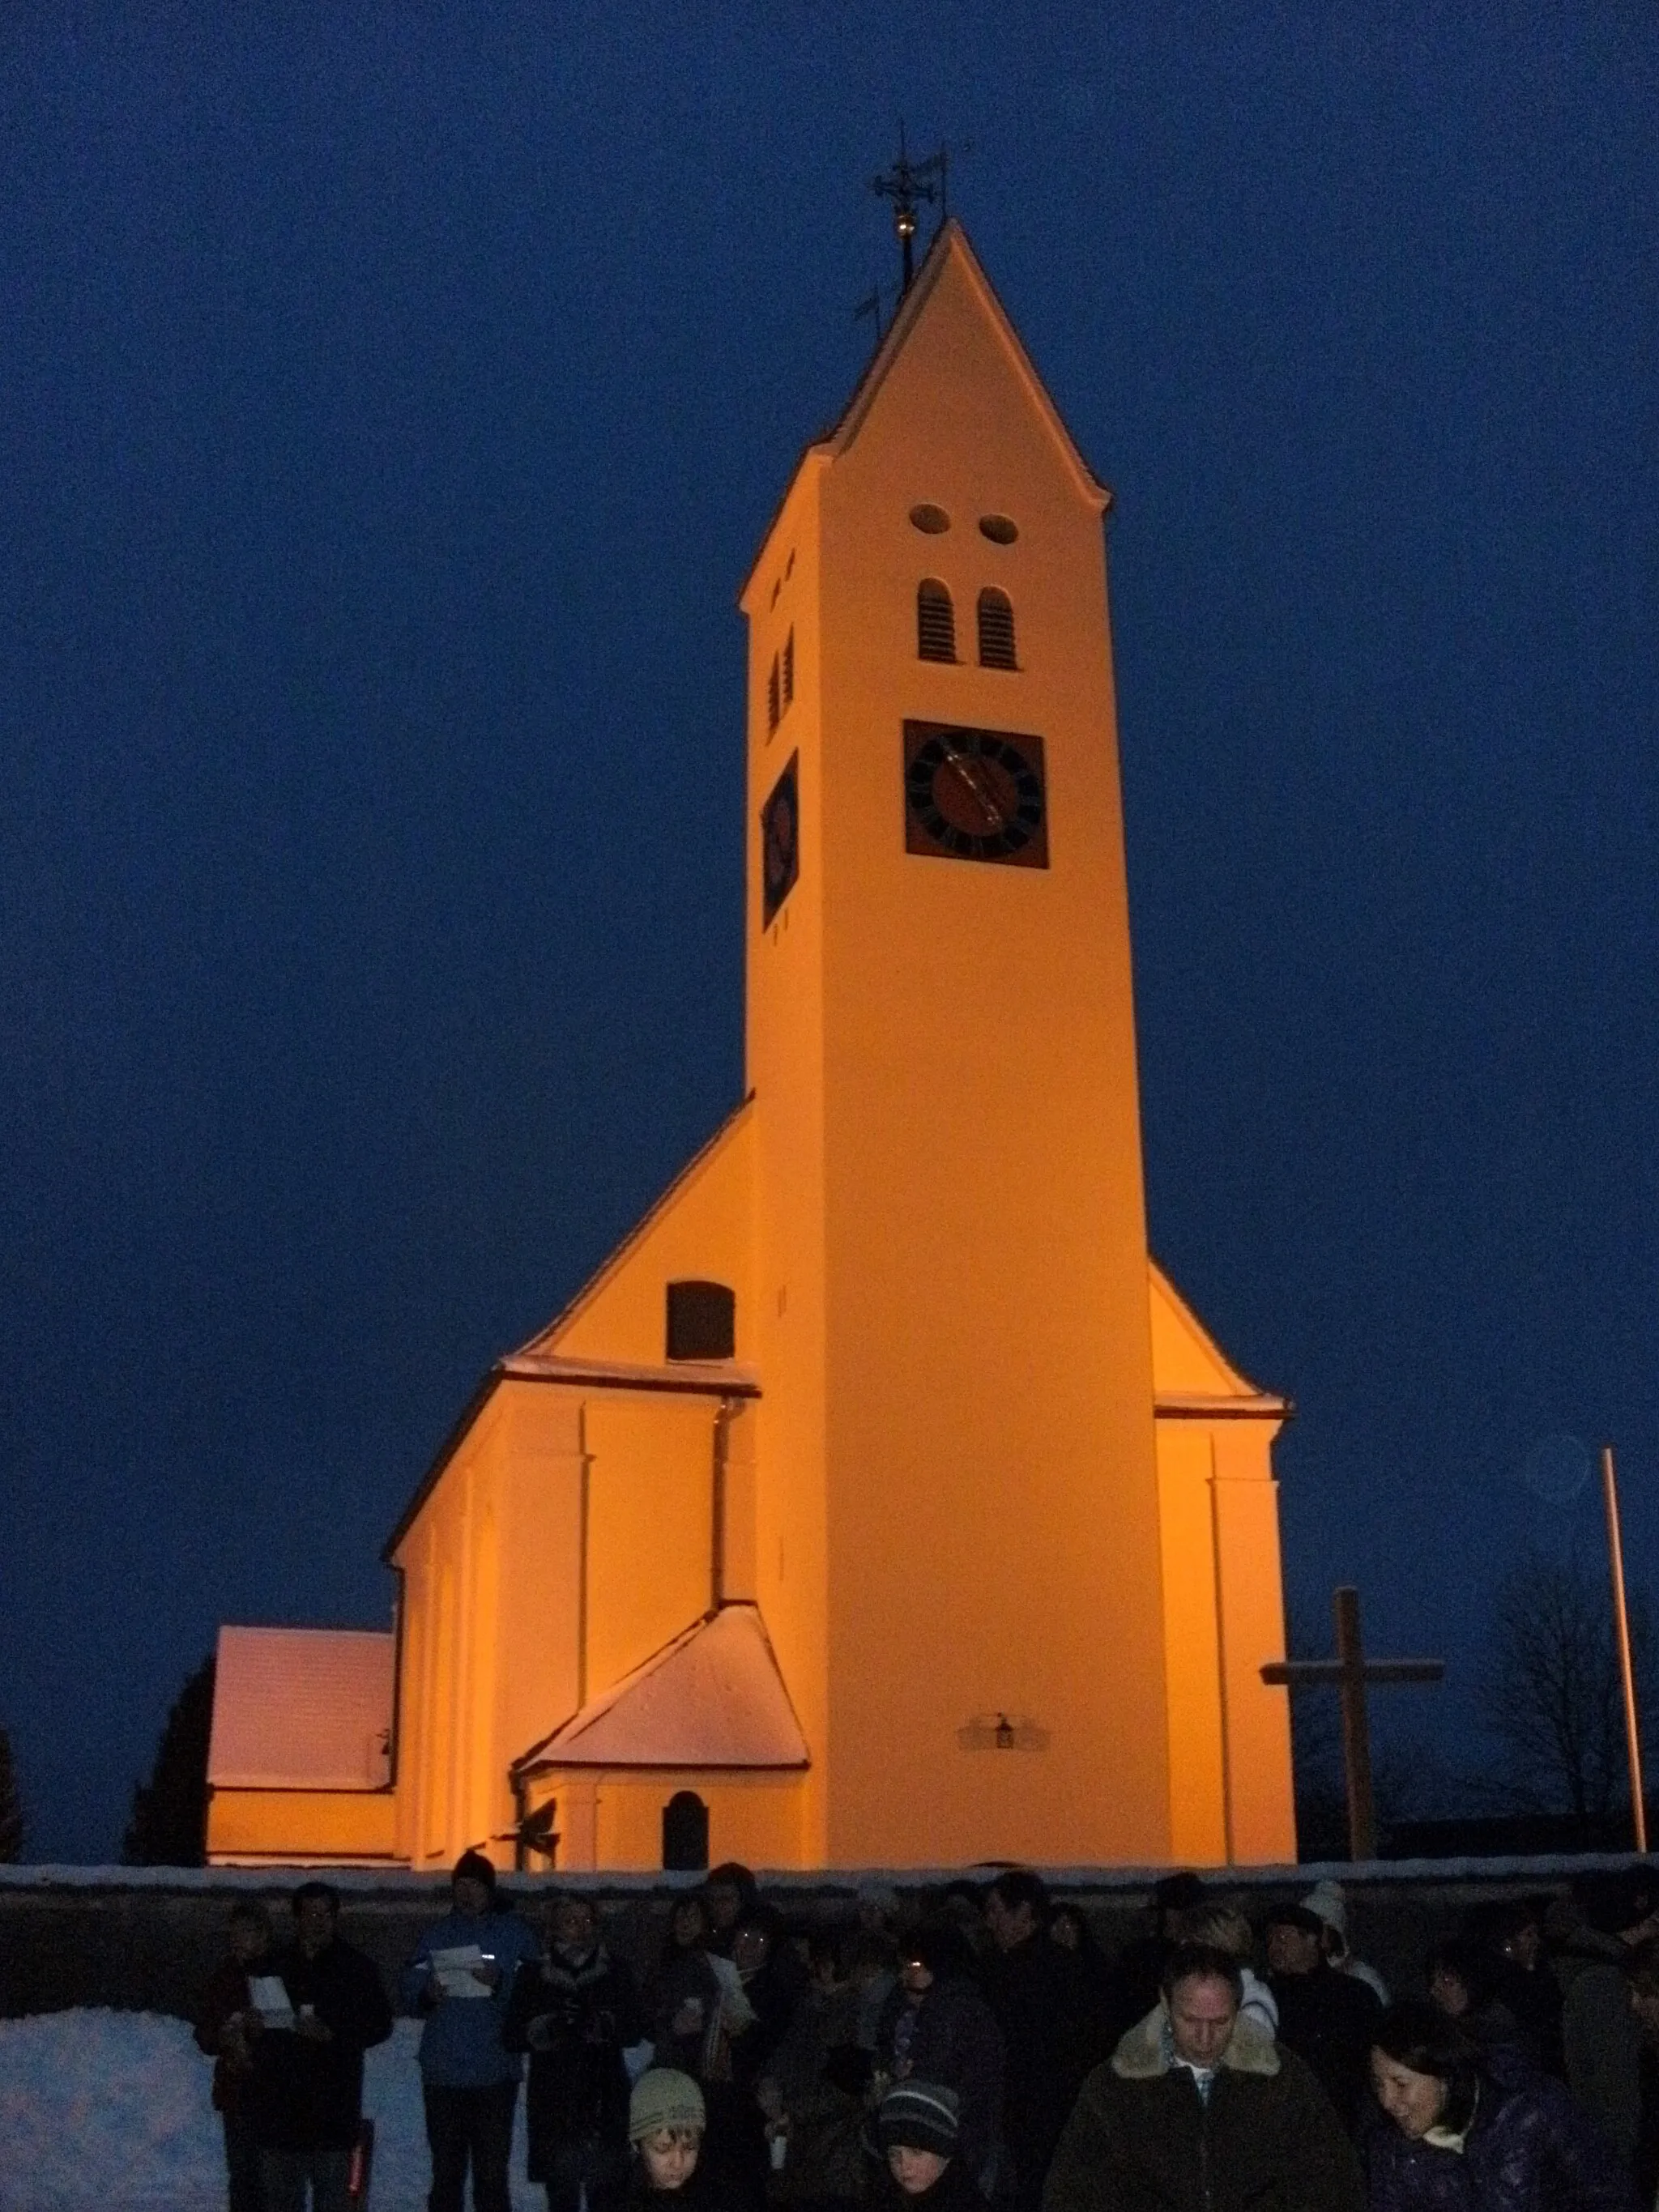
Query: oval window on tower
[[909, 503, 951, 535], [979, 514, 1019, 545]]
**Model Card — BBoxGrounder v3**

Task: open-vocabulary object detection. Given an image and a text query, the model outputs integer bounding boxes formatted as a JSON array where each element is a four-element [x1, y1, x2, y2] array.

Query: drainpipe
[[510, 1767, 530, 1876], [711, 1400, 735, 1610]]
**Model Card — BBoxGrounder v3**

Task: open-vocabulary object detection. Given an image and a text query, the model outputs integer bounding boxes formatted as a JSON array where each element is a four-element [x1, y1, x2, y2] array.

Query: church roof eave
[[1148, 1256, 1290, 1413], [1154, 1392, 1291, 1421]]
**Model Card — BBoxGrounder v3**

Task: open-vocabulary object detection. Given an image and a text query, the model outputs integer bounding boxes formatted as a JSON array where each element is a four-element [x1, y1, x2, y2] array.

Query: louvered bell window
[[978, 587, 1017, 670], [782, 628, 795, 708], [917, 580, 957, 663], [767, 654, 781, 734]]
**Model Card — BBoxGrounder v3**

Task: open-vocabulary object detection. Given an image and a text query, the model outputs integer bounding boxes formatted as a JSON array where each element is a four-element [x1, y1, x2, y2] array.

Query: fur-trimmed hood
[[1110, 2002, 1281, 2082]]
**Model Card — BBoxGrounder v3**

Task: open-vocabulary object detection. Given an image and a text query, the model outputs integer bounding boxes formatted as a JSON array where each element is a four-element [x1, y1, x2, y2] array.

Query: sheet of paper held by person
[[430, 1945, 493, 1997], [248, 1975, 296, 2031]]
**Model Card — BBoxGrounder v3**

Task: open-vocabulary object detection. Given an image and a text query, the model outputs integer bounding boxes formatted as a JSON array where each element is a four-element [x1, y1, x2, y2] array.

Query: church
[[206, 222, 1299, 1874]]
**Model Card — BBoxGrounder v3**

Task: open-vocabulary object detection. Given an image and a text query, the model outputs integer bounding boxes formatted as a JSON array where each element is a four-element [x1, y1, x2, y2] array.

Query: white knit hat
[[1303, 1880, 1347, 1938]]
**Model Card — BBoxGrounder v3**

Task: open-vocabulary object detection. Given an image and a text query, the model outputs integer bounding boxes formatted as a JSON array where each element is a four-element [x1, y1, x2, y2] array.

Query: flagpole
[[1601, 1444, 1648, 1852]]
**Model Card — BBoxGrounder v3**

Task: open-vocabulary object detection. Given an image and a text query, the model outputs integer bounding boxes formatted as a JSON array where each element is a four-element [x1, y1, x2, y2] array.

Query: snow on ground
[[0, 2010, 541, 2211]]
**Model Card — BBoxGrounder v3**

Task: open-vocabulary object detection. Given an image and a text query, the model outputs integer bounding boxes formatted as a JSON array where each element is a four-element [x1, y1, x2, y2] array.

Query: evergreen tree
[[123, 1652, 215, 1865], [0, 1726, 25, 1861]]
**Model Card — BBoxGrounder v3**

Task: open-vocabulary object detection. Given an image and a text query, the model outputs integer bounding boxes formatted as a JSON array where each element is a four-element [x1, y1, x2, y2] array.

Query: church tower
[[206, 223, 1297, 1876], [741, 225, 1172, 1863]]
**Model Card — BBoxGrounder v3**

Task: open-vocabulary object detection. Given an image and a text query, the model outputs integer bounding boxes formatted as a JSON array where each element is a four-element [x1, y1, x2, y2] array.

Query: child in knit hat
[[875, 2082, 986, 2212], [628, 2070, 715, 2211]]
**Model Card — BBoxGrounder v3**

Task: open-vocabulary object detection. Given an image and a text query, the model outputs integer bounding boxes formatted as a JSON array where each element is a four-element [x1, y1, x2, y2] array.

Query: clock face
[[903, 721, 1048, 867], [761, 752, 800, 926]]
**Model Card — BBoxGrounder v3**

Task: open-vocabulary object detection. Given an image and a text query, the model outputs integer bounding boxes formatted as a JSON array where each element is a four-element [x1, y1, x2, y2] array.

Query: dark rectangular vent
[[666, 1280, 736, 1362]]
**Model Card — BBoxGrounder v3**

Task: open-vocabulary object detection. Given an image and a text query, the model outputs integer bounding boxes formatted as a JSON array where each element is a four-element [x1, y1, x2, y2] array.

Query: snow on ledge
[[0, 1851, 1653, 1895]]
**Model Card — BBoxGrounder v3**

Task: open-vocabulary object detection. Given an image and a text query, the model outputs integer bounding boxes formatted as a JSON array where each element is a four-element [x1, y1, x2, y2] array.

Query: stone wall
[[0, 1857, 1643, 2021]]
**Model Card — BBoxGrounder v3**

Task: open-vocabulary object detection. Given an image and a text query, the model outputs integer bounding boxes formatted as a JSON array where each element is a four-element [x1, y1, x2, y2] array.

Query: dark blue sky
[[2, 5, 1656, 1859]]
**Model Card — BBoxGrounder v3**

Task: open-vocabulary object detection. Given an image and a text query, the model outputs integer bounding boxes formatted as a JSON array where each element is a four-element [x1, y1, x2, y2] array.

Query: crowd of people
[[193, 1854, 1659, 2212]]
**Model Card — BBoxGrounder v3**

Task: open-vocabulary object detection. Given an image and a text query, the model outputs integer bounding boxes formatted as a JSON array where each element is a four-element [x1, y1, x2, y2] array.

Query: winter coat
[[651, 1943, 731, 2078], [1097, 1940, 1170, 2057], [245, 1937, 394, 2154], [401, 1904, 541, 2088], [1483, 1961, 1563, 2081], [1364, 2067, 1636, 2212], [1269, 1966, 1383, 2135], [502, 1943, 646, 2183], [1042, 2004, 1365, 2212], [1238, 1970, 1279, 2038], [981, 1933, 1098, 2201], [195, 1954, 263, 2114], [766, 1978, 870, 2204], [731, 1955, 800, 2091], [876, 1978, 1008, 2194], [624, 2154, 731, 2212], [870, 2152, 990, 2212], [1560, 1934, 1644, 2162]]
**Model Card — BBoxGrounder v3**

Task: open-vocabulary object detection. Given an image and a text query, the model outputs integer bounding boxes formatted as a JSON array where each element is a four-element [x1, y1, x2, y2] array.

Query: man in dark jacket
[[1263, 1904, 1380, 2137], [1043, 1941, 1363, 2212], [504, 1890, 646, 2212], [981, 1871, 1096, 2212], [247, 1882, 394, 2212], [1560, 1869, 1659, 2170]]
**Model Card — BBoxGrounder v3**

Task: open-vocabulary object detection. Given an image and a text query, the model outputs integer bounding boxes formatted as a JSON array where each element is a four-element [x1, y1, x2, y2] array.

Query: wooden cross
[[1261, 1584, 1444, 1860]]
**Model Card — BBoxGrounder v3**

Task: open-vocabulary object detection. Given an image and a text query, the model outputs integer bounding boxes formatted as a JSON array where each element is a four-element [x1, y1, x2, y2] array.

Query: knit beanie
[[452, 1848, 497, 1898], [877, 2082, 961, 2157], [629, 2070, 706, 2143]]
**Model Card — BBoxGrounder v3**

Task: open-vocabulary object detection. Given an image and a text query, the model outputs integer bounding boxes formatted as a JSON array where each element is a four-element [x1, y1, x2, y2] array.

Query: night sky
[[3, 6, 1657, 1860]]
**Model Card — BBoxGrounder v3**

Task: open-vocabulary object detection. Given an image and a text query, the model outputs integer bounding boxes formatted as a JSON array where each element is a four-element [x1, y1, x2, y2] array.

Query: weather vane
[[871, 123, 951, 291]]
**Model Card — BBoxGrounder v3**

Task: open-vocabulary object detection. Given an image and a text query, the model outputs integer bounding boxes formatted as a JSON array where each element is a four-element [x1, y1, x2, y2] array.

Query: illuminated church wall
[[394, 1387, 586, 1869], [1149, 1267, 1296, 1865]]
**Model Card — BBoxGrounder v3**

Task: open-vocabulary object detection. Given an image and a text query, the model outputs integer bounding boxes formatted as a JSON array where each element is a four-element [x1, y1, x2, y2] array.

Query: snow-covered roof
[[518, 1603, 808, 1773], [499, 1351, 760, 1396], [208, 1626, 394, 1790]]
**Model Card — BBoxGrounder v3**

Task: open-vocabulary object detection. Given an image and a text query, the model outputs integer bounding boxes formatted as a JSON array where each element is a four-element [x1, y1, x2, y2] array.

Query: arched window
[[663, 1790, 710, 1872], [917, 580, 957, 663], [978, 587, 1017, 670]]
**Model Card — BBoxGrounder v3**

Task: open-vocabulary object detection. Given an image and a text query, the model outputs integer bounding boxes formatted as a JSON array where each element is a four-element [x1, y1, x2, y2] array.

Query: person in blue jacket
[[402, 1848, 540, 2212]]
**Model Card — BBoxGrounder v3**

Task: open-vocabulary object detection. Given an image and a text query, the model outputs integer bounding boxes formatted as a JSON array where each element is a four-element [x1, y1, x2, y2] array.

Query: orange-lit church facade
[[207, 225, 1298, 1874]]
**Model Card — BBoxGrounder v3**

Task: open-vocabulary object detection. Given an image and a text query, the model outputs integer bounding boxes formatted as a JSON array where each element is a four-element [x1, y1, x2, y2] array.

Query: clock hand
[[936, 735, 1007, 830]]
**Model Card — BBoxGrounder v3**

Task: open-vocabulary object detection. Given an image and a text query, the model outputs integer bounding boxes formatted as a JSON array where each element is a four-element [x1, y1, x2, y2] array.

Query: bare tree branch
[[1473, 1548, 1653, 1819]]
